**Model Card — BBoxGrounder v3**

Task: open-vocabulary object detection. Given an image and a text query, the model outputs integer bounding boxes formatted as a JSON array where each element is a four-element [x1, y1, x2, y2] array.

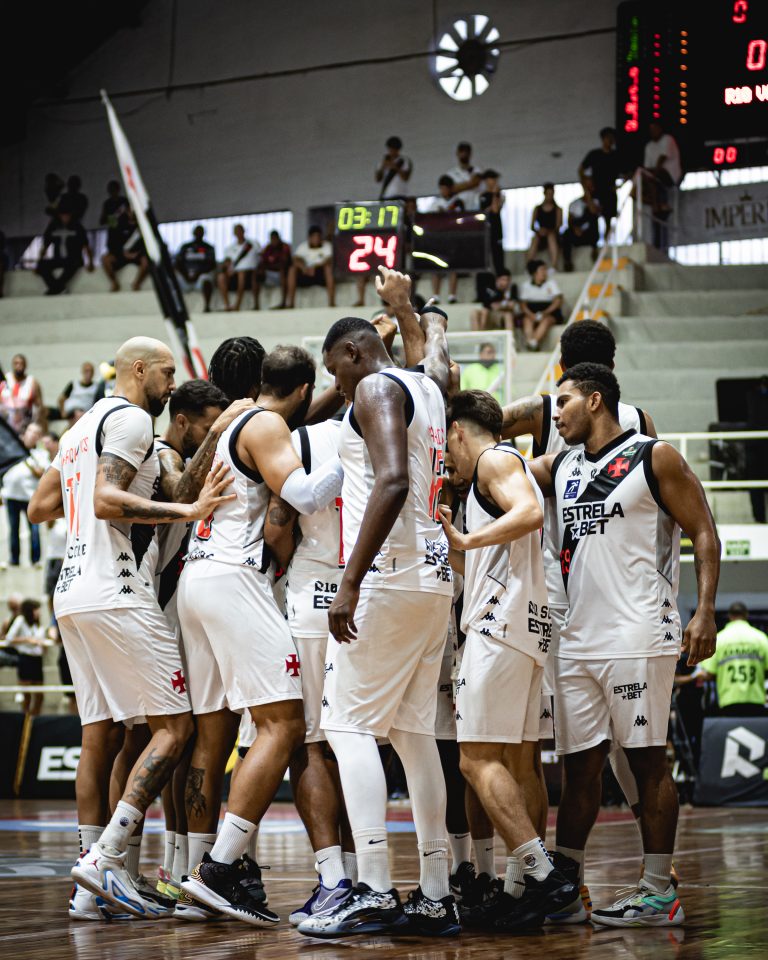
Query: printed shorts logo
[[564, 479, 580, 499]]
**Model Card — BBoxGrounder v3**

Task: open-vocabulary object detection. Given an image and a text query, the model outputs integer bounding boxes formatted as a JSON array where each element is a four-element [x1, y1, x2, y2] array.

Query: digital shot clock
[[333, 201, 405, 274]]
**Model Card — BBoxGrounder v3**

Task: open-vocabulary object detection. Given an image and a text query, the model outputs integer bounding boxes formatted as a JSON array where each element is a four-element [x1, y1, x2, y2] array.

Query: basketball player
[[297, 298, 459, 939], [179, 345, 344, 925], [28, 336, 234, 919], [438, 390, 578, 930], [501, 319, 655, 916], [529, 363, 719, 926]]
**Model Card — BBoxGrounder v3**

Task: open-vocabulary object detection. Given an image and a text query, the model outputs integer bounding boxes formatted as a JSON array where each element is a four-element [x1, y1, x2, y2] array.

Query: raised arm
[[374, 266, 426, 367], [329, 376, 409, 642], [653, 442, 720, 665], [500, 394, 545, 443]]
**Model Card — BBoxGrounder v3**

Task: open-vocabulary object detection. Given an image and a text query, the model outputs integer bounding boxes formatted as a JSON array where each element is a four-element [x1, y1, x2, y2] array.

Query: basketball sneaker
[[458, 873, 506, 928], [133, 875, 177, 913], [592, 880, 684, 927], [546, 851, 591, 923], [403, 886, 461, 936], [492, 870, 579, 932], [156, 867, 171, 897], [182, 853, 279, 926], [71, 842, 165, 919], [449, 861, 476, 902], [239, 854, 268, 906], [68, 884, 132, 921], [296, 882, 409, 938], [174, 888, 228, 922], [289, 877, 352, 925]]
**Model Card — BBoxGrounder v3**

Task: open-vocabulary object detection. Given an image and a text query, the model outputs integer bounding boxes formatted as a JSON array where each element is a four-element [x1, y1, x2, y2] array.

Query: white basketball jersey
[[338, 366, 452, 594], [553, 431, 682, 660], [54, 397, 160, 617], [461, 444, 551, 664], [539, 395, 645, 611], [288, 420, 343, 575], [153, 439, 192, 612], [186, 408, 270, 570]]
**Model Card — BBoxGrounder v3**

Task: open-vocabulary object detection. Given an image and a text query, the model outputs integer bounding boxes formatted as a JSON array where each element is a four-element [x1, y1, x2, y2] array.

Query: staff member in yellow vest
[[698, 603, 768, 717]]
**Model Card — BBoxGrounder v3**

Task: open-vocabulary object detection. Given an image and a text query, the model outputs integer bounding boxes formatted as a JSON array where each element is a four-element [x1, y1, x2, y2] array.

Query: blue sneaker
[[297, 882, 408, 938], [289, 877, 352, 925]]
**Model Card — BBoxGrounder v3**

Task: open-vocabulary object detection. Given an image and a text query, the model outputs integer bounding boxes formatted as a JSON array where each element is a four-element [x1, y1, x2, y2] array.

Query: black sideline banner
[[695, 717, 768, 806]]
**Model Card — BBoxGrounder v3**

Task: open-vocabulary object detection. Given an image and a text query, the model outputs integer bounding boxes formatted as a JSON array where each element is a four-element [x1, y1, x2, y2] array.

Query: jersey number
[[65, 472, 82, 539], [560, 548, 571, 576], [196, 513, 214, 541], [428, 446, 445, 522], [335, 497, 346, 568], [726, 663, 757, 685]]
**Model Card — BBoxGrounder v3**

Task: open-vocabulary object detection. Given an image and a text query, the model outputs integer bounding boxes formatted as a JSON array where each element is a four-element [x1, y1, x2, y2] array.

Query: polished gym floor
[[0, 800, 764, 959]]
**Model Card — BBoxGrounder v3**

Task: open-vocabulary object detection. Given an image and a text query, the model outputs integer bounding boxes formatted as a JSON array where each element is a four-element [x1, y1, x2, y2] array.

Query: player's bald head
[[115, 337, 174, 375], [322, 317, 381, 357]]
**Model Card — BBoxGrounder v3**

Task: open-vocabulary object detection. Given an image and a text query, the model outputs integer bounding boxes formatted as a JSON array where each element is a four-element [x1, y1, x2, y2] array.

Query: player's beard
[[147, 393, 167, 418], [287, 392, 313, 431]]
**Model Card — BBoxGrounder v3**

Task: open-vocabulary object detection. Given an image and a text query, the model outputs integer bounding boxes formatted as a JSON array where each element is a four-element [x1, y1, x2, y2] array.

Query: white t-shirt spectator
[[424, 195, 465, 214], [295, 241, 332, 269], [644, 134, 682, 185], [520, 277, 562, 303], [47, 517, 68, 561], [378, 157, 413, 199], [223, 238, 259, 272], [4, 615, 46, 657], [445, 163, 483, 210], [1, 449, 49, 502]]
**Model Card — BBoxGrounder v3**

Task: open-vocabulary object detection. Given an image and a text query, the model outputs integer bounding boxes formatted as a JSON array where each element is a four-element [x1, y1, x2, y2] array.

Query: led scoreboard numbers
[[617, 2, 768, 170], [333, 202, 405, 274]]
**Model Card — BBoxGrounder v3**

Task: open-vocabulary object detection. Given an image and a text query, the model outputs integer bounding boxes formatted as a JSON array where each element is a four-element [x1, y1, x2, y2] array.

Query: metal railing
[[658, 430, 768, 490]]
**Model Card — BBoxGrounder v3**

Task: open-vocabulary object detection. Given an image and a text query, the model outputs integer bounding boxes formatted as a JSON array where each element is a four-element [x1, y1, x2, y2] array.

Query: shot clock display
[[333, 202, 405, 274], [616, 1, 768, 170]]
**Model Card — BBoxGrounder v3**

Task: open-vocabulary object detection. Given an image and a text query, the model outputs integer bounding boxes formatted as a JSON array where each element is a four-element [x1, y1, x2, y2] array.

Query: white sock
[[126, 835, 142, 880], [315, 845, 345, 888], [79, 824, 103, 857], [353, 827, 391, 893], [504, 855, 526, 898], [343, 851, 357, 885], [211, 812, 255, 865], [100, 802, 143, 854], [643, 853, 674, 893], [448, 832, 471, 874], [246, 824, 259, 862], [188, 832, 217, 873], [512, 837, 553, 882], [418, 839, 450, 901], [163, 830, 176, 874], [474, 837, 496, 877], [172, 834, 188, 880], [555, 845, 585, 885]]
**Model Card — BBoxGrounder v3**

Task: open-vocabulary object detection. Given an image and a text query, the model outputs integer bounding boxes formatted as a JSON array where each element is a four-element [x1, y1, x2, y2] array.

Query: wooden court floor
[[0, 800, 765, 959]]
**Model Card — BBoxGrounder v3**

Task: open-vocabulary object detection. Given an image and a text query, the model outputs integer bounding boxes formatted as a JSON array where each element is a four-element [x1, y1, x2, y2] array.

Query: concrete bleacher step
[[638, 263, 768, 292], [622, 289, 768, 317], [614, 340, 768, 371], [615, 367, 768, 401], [610, 314, 768, 343]]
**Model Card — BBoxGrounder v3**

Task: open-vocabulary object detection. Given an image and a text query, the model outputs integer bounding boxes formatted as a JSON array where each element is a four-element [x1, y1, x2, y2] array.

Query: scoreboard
[[617, 1, 768, 170]]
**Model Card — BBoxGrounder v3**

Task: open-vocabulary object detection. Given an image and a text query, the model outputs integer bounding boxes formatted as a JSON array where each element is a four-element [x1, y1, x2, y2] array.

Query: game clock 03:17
[[333, 202, 405, 274]]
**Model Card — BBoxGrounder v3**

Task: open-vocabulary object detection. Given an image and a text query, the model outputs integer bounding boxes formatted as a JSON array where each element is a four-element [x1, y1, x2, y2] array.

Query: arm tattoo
[[98, 452, 138, 490], [157, 447, 184, 501], [268, 501, 294, 527], [120, 501, 191, 521], [175, 430, 220, 503], [502, 395, 541, 430], [125, 747, 176, 809], [185, 766, 207, 819]]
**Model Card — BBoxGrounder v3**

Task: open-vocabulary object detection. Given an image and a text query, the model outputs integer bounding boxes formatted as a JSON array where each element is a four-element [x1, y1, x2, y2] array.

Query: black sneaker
[[239, 854, 268, 906], [296, 882, 409, 938], [546, 852, 590, 923], [403, 886, 461, 936], [459, 874, 511, 928], [449, 861, 476, 902], [181, 853, 279, 927], [493, 869, 579, 932]]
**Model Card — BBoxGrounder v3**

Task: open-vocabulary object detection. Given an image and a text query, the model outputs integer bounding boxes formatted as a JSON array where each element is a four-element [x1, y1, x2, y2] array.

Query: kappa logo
[[485, 596, 500, 605], [117, 552, 131, 562], [634, 715, 648, 727], [661, 615, 672, 624], [118, 585, 134, 595], [564, 478, 581, 500], [540, 707, 552, 720], [662, 598, 672, 608], [171, 670, 186, 694], [243, 557, 258, 566], [369, 563, 382, 574], [571, 466, 582, 477], [480, 628, 491, 636], [117, 568, 133, 578], [481, 612, 496, 622], [321, 696, 329, 708], [664, 632, 674, 642], [455, 711, 463, 721]]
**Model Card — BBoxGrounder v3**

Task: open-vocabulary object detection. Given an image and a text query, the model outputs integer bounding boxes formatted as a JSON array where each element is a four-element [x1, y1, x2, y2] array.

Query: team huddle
[[28, 267, 719, 938]]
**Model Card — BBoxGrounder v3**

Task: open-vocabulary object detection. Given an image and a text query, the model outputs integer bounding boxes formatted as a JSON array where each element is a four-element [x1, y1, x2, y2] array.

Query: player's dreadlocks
[[208, 336, 266, 401]]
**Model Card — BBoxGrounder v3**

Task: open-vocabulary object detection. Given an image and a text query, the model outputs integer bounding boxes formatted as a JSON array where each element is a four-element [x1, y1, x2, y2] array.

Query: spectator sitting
[[526, 182, 563, 270], [174, 225, 216, 312], [285, 225, 335, 309], [99, 179, 128, 233], [426, 175, 465, 304], [58, 362, 104, 424], [459, 342, 504, 402], [470, 268, 517, 332], [520, 259, 564, 351], [480, 169, 505, 275], [1, 422, 46, 568], [0, 354, 44, 434], [446, 140, 483, 210], [579, 126, 621, 233], [37, 200, 95, 295], [62, 175, 88, 223], [217, 223, 259, 312], [375, 136, 413, 200], [253, 229, 292, 309], [2, 598, 48, 716], [698, 603, 768, 717], [561, 189, 600, 271], [101, 208, 149, 292], [43, 172, 65, 218]]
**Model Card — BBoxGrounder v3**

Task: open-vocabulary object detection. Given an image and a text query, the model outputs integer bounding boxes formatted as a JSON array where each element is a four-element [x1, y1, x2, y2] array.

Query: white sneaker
[[592, 880, 684, 927], [71, 842, 165, 919], [174, 889, 228, 922], [68, 883, 132, 921]]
